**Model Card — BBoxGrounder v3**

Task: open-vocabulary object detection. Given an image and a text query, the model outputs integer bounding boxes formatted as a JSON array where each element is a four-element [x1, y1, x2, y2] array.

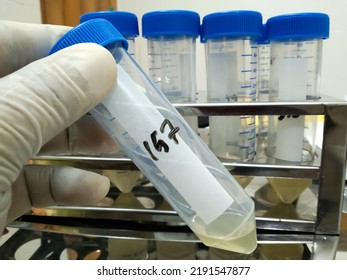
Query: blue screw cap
[[266, 12, 330, 41], [201, 10, 263, 42], [142, 10, 200, 38], [80, 11, 139, 37], [49, 18, 128, 55]]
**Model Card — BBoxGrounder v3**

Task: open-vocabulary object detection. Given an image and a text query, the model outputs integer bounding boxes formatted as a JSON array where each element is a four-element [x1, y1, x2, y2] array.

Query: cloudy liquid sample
[[193, 212, 256, 254]]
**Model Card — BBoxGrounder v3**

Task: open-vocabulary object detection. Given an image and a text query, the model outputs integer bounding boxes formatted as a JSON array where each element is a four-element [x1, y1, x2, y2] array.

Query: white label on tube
[[275, 116, 305, 161], [208, 52, 238, 101], [102, 65, 234, 224], [279, 57, 307, 101], [276, 57, 307, 161]]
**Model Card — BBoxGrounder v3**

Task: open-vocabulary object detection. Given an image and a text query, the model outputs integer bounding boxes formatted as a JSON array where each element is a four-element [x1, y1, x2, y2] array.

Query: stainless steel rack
[[5, 95, 347, 260]]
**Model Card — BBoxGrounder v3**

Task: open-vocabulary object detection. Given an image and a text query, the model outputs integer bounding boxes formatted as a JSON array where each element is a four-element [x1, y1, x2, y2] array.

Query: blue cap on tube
[[142, 10, 200, 38], [201, 10, 263, 42], [266, 12, 330, 41], [49, 18, 128, 54], [80, 11, 139, 37]]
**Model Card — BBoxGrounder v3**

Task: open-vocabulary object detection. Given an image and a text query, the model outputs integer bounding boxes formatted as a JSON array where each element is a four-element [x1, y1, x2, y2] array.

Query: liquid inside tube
[[91, 64, 256, 254], [194, 212, 257, 254]]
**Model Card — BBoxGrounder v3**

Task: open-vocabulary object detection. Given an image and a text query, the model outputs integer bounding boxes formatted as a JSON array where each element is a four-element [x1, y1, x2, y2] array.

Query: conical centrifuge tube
[[50, 19, 257, 254]]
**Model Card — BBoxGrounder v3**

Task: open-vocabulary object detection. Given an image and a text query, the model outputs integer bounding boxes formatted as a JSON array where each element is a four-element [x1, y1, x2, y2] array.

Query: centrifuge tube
[[50, 19, 257, 254]]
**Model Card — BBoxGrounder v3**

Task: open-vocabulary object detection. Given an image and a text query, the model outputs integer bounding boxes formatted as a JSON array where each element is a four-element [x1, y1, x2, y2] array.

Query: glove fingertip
[[51, 167, 111, 206]]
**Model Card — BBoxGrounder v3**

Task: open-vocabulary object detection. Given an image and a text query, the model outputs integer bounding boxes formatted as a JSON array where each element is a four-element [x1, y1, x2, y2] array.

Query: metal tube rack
[[5, 95, 347, 260]]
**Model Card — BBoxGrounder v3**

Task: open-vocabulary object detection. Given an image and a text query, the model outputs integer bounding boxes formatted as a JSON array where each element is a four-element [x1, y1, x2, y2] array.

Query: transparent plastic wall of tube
[[146, 35, 198, 132], [146, 35, 197, 103], [142, 10, 200, 133], [257, 24, 270, 145]]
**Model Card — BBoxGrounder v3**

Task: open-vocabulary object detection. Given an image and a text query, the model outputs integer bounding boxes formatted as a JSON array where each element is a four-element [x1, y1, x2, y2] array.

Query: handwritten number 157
[[143, 119, 180, 161]]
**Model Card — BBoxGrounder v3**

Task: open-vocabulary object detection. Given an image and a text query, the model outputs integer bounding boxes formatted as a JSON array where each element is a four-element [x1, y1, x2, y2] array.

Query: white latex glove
[[0, 20, 118, 233]]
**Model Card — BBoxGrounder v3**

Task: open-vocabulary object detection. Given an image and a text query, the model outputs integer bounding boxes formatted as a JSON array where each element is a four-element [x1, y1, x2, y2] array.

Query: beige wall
[[0, 0, 41, 23]]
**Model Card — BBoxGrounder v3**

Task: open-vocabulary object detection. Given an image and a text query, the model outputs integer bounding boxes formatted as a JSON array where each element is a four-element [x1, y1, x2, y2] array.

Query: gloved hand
[[0, 20, 118, 233]]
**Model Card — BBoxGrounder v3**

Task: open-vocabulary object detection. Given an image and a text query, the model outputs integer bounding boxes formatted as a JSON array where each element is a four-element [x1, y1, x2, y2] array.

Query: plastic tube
[[50, 19, 257, 254], [266, 12, 329, 162], [142, 10, 200, 132], [201, 11, 262, 163]]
